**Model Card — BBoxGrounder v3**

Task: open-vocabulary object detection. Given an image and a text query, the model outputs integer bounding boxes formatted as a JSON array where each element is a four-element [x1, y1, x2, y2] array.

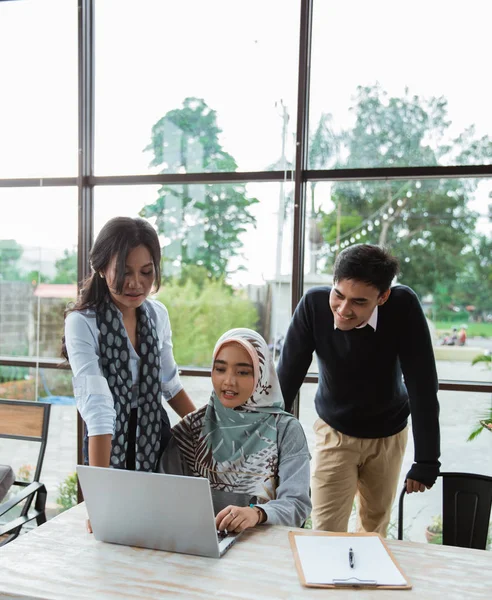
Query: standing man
[[277, 244, 440, 535]]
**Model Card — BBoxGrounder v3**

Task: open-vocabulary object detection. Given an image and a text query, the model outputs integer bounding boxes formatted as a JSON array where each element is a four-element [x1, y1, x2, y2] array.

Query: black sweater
[[277, 285, 441, 486]]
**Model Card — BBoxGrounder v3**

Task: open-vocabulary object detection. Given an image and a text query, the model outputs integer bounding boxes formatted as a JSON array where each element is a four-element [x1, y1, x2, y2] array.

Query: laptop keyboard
[[216, 529, 239, 556]]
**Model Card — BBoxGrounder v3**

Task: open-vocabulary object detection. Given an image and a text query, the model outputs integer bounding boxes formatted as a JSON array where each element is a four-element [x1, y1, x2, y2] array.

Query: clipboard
[[289, 530, 412, 590]]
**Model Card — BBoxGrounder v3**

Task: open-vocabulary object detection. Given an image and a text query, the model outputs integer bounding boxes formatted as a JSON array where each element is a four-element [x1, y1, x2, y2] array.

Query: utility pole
[[335, 199, 342, 258], [272, 100, 290, 360], [274, 100, 289, 284]]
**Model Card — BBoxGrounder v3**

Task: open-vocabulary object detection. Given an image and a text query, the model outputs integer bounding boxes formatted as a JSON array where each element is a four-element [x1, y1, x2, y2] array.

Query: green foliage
[[0, 345, 30, 383], [0, 238, 53, 283], [427, 514, 492, 550], [2, 464, 33, 507], [313, 84, 492, 317], [471, 354, 491, 367], [17, 464, 34, 483], [142, 97, 258, 279], [53, 248, 77, 284], [428, 514, 442, 534], [446, 235, 492, 322], [156, 272, 258, 367], [22, 270, 50, 285], [309, 113, 340, 172], [38, 369, 74, 397], [428, 531, 443, 545], [0, 364, 29, 384], [0, 239, 23, 281], [467, 355, 492, 441], [426, 515, 443, 545], [467, 425, 486, 442], [56, 473, 78, 511]]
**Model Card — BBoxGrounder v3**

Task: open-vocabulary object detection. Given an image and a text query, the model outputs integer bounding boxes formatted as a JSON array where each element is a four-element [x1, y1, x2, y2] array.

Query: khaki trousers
[[311, 418, 408, 536]]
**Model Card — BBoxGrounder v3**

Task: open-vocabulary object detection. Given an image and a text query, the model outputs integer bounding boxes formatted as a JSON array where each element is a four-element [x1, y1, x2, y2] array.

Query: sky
[[0, 0, 491, 284]]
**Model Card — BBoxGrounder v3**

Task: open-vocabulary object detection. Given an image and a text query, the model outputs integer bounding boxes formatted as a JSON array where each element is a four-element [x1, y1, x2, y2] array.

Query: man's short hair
[[333, 244, 400, 294]]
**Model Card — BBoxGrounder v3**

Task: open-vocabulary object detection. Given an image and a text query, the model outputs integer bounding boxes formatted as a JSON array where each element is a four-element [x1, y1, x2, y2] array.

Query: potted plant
[[56, 473, 78, 512], [425, 515, 442, 544], [468, 353, 492, 441]]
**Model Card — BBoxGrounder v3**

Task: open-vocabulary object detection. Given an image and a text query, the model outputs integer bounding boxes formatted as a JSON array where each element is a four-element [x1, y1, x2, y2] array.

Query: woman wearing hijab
[[161, 328, 311, 532]]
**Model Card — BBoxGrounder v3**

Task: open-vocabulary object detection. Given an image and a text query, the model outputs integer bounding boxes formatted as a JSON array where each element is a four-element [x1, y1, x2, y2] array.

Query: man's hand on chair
[[406, 478, 431, 493]]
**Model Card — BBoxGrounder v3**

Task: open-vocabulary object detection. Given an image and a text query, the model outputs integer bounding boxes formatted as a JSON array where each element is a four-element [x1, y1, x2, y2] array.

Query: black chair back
[[398, 472, 492, 550], [0, 398, 51, 484], [441, 472, 492, 549], [0, 398, 51, 545]]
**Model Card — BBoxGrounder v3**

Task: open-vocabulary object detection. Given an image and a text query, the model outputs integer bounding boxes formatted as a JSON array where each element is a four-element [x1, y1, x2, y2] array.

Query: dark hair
[[61, 217, 161, 359], [333, 244, 399, 294]]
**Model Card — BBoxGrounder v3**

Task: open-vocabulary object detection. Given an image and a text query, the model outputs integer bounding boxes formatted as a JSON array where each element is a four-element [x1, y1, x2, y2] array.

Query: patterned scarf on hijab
[[172, 328, 289, 502]]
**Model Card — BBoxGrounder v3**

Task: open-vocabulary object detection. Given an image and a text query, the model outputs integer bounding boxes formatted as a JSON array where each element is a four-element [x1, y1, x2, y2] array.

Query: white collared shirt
[[334, 306, 378, 331], [65, 298, 183, 436]]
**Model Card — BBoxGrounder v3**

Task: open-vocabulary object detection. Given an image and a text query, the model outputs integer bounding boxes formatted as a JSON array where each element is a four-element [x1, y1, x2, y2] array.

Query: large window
[[95, 0, 300, 175], [0, 184, 78, 517], [304, 178, 492, 380], [299, 384, 492, 541], [95, 181, 294, 366], [310, 0, 492, 169], [0, 0, 77, 178], [0, 187, 78, 360], [1, 0, 491, 539]]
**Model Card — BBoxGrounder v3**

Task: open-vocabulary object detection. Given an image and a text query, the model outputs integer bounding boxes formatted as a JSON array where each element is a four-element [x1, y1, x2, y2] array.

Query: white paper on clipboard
[[293, 535, 407, 586]]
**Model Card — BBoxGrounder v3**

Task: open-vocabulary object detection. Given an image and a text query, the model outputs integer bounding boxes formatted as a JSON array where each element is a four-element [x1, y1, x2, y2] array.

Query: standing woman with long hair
[[63, 217, 195, 471]]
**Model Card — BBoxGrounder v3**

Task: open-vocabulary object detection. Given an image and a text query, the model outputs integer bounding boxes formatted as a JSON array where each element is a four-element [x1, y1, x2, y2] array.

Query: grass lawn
[[434, 322, 492, 338]]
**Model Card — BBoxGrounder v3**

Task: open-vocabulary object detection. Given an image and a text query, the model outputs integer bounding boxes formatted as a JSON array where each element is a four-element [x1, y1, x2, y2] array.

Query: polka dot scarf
[[96, 300, 162, 471]]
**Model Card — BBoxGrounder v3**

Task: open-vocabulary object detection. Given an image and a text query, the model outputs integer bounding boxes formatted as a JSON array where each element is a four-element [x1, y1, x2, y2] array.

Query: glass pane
[[0, 372, 78, 523], [304, 179, 492, 382], [95, 180, 294, 365], [168, 376, 209, 428], [0, 1, 77, 177], [0, 188, 78, 522], [399, 389, 492, 543], [310, 0, 492, 168], [95, 0, 299, 174], [0, 187, 78, 366], [299, 384, 492, 543]]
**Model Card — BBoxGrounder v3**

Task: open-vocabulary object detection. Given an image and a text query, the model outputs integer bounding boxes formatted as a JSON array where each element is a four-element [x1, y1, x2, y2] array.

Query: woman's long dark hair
[[61, 217, 162, 359]]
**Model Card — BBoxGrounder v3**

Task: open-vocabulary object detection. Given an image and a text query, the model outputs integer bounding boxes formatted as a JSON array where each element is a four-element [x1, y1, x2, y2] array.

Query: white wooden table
[[0, 503, 490, 599]]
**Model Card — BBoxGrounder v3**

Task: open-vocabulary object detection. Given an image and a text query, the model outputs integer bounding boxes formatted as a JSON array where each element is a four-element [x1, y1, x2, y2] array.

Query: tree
[[23, 270, 51, 285], [307, 113, 340, 272], [141, 98, 259, 279], [0, 239, 23, 281], [156, 273, 258, 367], [0, 239, 53, 284], [52, 249, 77, 284], [317, 84, 492, 303], [450, 234, 492, 321]]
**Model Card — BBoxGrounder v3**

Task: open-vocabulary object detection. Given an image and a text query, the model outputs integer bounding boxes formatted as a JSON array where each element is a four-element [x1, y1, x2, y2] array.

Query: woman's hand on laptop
[[215, 505, 263, 532], [86, 519, 93, 534]]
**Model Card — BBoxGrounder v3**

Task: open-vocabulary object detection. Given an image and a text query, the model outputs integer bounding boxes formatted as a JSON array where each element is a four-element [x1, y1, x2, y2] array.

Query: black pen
[[349, 547, 355, 569]]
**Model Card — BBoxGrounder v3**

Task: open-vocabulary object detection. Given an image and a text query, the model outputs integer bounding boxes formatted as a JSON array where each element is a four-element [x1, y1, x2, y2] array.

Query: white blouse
[[65, 299, 183, 437]]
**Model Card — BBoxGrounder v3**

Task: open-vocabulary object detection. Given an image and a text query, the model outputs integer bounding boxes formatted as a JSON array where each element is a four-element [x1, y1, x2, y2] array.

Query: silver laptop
[[76, 465, 240, 558]]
